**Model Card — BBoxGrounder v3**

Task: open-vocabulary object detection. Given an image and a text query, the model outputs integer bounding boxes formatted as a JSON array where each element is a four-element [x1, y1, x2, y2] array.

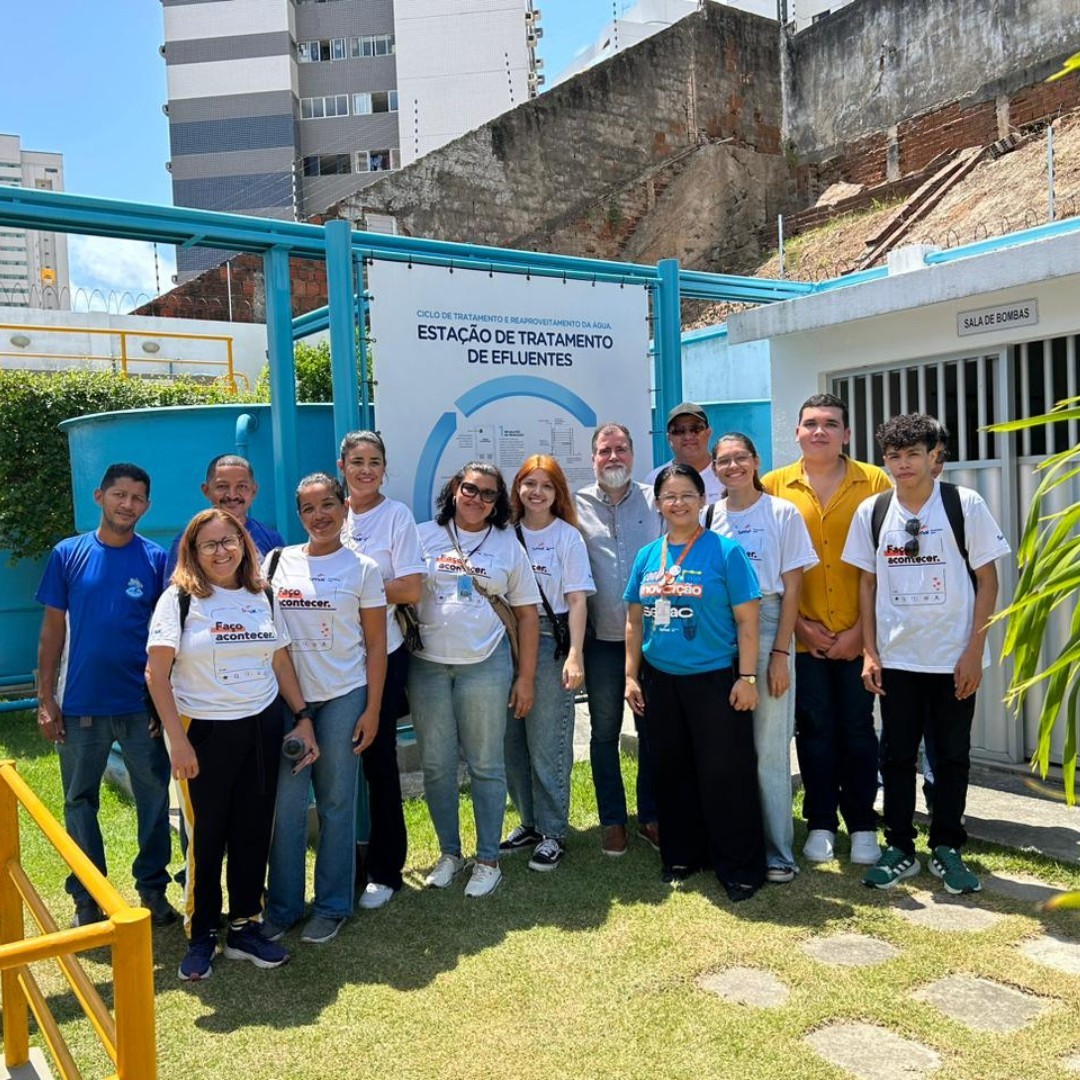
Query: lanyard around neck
[[659, 526, 703, 583]]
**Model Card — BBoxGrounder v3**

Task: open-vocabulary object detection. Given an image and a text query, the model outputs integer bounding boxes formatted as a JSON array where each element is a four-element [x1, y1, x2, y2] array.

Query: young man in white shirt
[[842, 414, 1010, 895]]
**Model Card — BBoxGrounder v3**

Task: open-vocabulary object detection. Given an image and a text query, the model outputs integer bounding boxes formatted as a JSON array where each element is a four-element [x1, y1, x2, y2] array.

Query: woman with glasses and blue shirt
[[624, 463, 765, 902], [409, 462, 540, 899], [707, 433, 818, 884]]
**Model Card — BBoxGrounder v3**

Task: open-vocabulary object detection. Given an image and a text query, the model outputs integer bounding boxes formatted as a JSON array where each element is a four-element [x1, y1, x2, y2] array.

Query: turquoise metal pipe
[[0, 698, 36, 713], [0, 675, 34, 688], [234, 412, 258, 459], [356, 260, 374, 432], [652, 258, 684, 465], [326, 219, 362, 449], [263, 247, 303, 544]]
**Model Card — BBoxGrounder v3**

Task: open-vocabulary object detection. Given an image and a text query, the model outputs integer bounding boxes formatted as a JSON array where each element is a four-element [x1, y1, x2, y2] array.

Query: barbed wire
[[0, 283, 256, 320]]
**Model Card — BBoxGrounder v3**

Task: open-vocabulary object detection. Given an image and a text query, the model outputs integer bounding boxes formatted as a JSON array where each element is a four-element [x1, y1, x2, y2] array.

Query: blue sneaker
[[224, 921, 290, 969], [178, 933, 217, 982]]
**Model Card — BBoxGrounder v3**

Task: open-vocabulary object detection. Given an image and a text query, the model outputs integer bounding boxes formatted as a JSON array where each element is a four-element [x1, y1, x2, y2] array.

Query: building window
[[357, 149, 400, 173], [302, 154, 353, 177], [300, 94, 350, 119], [350, 34, 395, 58], [297, 38, 347, 62], [353, 91, 398, 115]]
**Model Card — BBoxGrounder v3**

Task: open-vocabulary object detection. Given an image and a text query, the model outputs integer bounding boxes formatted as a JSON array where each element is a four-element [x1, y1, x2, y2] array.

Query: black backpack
[[869, 481, 977, 593]]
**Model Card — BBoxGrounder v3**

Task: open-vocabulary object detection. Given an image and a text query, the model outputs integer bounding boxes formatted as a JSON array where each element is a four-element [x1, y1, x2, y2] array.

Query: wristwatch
[[737, 673, 757, 685], [296, 707, 315, 722]]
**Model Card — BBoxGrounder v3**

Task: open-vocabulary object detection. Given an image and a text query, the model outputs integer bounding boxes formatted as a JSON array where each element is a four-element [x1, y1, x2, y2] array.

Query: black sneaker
[[224, 921, 290, 969], [500, 824, 542, 853], [139, 889, 180, 927], [72, 899, 105, 928], [528, 837, 565, 872], [178, 933, 217, 981]]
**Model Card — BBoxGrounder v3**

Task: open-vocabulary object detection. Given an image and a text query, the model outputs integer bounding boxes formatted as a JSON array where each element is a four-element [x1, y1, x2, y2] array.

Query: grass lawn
[[3, 707, 1080, 1080]]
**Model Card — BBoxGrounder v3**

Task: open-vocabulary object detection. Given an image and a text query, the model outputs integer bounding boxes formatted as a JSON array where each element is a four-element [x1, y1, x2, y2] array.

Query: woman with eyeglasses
[[262, 474, 387, 948], [146, 509, 315, 982], [623, 463, 765, 901], [338, 430, 425, 911], [499, 455, 595, 872], [707, 433, 818, 884], [409, 462, 540, 898]]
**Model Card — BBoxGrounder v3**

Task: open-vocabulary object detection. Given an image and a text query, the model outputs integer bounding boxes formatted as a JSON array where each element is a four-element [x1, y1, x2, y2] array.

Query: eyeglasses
[[659, 492, 701, 505], [670, 424, 706, 437], [713, 453, 754, 470], [904, 517, 921, 556], [197, 534, 243, 556], [458, 480, 499, 504]]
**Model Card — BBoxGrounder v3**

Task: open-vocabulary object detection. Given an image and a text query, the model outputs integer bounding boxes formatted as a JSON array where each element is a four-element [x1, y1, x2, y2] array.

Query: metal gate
[[829, 334, 1080, 765]]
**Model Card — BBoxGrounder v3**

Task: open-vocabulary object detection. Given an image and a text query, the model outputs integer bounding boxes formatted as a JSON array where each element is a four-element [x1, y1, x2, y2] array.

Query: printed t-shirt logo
[[126, 577, 144, 598]]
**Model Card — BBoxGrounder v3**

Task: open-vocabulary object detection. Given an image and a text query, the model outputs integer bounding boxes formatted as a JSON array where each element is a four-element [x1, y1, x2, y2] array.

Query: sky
[[0, 0, 622, 305]]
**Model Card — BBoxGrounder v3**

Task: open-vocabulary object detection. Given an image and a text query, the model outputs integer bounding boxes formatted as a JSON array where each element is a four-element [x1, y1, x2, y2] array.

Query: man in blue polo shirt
[[36, 463, 177, 928], [164, 454, 284, 575]]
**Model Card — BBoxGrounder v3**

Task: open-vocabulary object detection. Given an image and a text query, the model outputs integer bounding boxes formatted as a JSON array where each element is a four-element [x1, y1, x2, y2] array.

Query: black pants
[[360, 644, 409, 891], [178, 698, 284, 941], [642, 663, 765, 888], [880, 669, 975, 856]]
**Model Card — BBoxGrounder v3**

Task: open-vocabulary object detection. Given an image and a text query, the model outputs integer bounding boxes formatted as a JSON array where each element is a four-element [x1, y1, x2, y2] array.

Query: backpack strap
[[177, 588, 192, 633], [869, 491, 893, 552], [265, 546, 283, 582], [939, 482, 978, 594], [704, 503, 715, 530]]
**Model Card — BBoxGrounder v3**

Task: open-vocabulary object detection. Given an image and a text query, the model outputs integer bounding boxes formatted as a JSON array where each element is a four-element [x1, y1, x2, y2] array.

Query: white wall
[[0, 307, 269, 389]]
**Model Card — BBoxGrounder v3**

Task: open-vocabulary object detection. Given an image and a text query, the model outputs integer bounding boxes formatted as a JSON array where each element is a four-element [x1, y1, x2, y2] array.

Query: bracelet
[[770, 648, 790, 656], [296, 707, 315, 722]]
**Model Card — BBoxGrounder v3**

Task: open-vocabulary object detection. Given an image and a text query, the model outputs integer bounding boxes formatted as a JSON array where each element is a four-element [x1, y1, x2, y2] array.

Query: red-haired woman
[[500, 455, 595, 871]]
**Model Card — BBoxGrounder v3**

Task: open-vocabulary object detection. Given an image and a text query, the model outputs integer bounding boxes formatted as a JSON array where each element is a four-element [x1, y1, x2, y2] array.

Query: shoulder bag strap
[[514, 524, 558, 624]]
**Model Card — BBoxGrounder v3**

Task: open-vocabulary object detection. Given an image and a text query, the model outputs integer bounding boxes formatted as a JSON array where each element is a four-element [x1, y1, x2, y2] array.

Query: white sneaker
[[464, 862, 502, 898], [849, 831, 882, 866], [358, 882, 396, 910], [425, 854, 465, 889], [803, 829, 836, 862]]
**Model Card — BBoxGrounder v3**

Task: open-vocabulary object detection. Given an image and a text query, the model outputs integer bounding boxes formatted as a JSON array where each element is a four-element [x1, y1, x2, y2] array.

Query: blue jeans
[[583, 637, 657, 826], [409, 639, 513, 863], [58, 712, 172, 904], [266, 686, 365, 924], [794, 653, 879, 835], [505, 619, 575, 839], [753, 597, 796, 871]]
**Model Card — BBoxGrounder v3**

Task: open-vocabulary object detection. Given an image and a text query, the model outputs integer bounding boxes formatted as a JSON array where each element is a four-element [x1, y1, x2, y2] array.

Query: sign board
[[957, 299, 1038, 337], [369, 260, 652, 518]]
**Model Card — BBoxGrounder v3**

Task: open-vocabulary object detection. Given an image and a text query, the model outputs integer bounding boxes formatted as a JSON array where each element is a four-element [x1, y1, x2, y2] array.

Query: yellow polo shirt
[[761, 456, 892, 641]]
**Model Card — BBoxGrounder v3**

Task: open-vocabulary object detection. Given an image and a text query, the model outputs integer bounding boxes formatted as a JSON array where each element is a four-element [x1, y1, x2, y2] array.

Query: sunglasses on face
[[670, 424, 706, 437], [458, 480, 499, 504], [904, 517, 921, 556]]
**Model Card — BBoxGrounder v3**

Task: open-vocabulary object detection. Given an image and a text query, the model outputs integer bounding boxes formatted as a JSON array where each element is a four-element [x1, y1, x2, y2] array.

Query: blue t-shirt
[[164, 514, 285, 576], [36, 531, 168, 715], [623, 530, 761, 676]]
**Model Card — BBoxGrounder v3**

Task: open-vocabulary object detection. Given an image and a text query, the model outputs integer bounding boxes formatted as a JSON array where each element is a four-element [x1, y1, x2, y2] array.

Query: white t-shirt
[[264, 544, 386, 701], [842, 481, 1011, 672], [706, 493, 818, 597], [644, 460, 722, 503], [343, 498, 426, 654], [148, 584, 291, 720], [414, 520, 540, 665], [516, 518, 596, 615]]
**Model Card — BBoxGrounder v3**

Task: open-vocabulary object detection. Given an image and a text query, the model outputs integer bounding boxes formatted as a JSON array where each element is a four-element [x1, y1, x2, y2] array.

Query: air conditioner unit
[[536, 74, 545, 85], [535, 56, 544, 68], [533, 26, 544, 38]]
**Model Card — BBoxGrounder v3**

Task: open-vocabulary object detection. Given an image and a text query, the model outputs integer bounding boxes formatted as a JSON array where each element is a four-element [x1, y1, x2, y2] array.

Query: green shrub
[[254, 338, 374, 404], [0, 370, 256, 562]]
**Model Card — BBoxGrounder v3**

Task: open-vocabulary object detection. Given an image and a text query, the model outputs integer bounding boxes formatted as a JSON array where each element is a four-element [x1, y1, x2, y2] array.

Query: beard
[[597, 464, 631, 489]]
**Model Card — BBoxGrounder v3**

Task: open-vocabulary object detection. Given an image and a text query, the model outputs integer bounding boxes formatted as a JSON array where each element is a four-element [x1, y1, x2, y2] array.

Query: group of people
[[34, 393, 1010, 983]]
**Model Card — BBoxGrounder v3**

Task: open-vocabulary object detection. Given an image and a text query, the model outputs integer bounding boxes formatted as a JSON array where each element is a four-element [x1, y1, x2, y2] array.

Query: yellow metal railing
[[0, 760, 156, 1080], [0, 323, 244, 392]]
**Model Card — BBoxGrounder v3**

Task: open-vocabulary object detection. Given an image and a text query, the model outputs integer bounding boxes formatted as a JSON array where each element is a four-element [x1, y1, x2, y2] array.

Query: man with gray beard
[[574, 423, 662, 856]]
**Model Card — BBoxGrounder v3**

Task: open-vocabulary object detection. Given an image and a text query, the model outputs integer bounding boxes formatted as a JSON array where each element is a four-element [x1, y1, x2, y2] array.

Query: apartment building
[[162, 0, 540, 280], [0, 134, 70, 310]]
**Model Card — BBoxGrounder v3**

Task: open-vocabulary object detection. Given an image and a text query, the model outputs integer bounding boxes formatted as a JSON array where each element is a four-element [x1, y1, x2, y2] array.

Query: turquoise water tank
[[0, 550, 48, 684], [60, 403, 336, 549]]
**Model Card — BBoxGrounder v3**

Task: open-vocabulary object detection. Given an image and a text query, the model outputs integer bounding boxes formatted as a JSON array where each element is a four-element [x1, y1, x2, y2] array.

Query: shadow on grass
[[1, 709, 59, 761]]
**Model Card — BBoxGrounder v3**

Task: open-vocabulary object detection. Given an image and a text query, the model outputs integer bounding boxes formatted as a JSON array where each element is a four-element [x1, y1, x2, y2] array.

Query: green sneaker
[[930, 846, 981, 895], [862, 845, 920, 890]]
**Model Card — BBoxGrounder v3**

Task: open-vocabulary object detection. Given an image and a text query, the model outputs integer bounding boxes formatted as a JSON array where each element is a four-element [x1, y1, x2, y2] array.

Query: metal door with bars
[[829, 334, 1080, 765]]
